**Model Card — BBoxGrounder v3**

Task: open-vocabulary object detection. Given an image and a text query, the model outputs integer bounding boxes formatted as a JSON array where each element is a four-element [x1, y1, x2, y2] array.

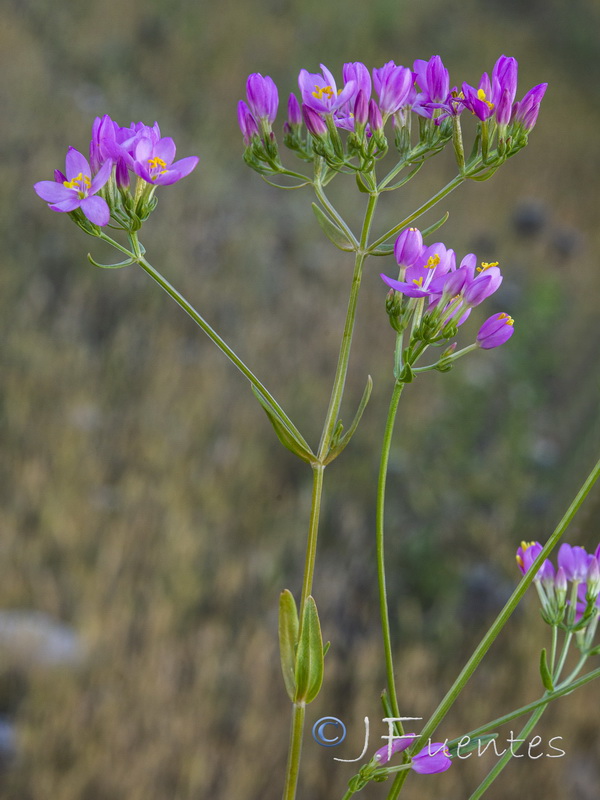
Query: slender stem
[[126, 247, 308, 447], [369, 175, 464, 253], [300, 465, 325, 614], [282, 703, 306, 800], [468, 704, 547, 800], [553, 630, 573, 683], [313, 180, 360, 250], [453, 665, 600, 744], [376, 380, 405, 719], [412, 457, 600, 747], [317, 191, 378, 460], [282, 185, 379, 800]]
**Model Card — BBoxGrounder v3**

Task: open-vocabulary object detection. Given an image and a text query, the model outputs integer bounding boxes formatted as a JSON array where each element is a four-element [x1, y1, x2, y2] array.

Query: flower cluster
[[381, 226, 514, 354], [517, 541, 600, 637], [34, 116, 199, 230], [238, 56, 547, 174]]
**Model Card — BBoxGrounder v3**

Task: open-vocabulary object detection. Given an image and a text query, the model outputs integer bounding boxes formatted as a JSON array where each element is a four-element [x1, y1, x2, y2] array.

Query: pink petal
[[154, 137, 176, 165], [34, 180, 74, 203], [65, 147, 91, 181], [49, 197, 82, 213], [80, 195, 110, 226], [89, 159, 113, 194]]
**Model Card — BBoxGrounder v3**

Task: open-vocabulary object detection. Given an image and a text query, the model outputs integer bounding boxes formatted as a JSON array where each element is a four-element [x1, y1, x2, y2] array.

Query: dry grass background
[[1, 0, 599, 797]]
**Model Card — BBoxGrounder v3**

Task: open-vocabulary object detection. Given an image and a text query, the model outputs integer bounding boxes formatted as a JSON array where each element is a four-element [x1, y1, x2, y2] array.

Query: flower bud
[[302, 104, 328, 138], [368, 99, 384, 133], [512, 83, 548, 131], [393, 227, 423, 268], [476, 312, 514, 349], [287, 93, 302, 126], [237, 101, 259, 146], [246, 73, 279, 123]]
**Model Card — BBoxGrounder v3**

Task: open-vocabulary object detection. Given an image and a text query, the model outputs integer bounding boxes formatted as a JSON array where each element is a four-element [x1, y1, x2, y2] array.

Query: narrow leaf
[[369, 243, 395, 257], [421, 211, 450, 239], [324, 375, 373, 464], [294, 596, 324, 704], [355, 172, 372, 193], [539, 648, 554, 691], [311, 203, 355, 252], [87, 253, 135, 269], [251, 386, 314, 462], [279, 590, 299, 701]]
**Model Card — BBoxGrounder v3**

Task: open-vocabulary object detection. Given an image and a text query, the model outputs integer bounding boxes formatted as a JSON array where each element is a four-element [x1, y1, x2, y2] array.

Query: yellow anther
[[477, 88, 495, 110], [148, 157, 167, 169], [312, 84, 335, 100], [63, 172, 91, 197], [412, 277, 424, 287], [477, 261, 499, 272], [425, 254, 441, 269]]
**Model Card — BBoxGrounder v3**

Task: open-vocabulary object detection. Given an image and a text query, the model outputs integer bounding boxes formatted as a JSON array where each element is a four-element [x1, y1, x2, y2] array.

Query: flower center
[[147, 156, 168, 180], [312, 84, 335, 101], [477, 88, 495, 110], [63, 172, 91, 198]]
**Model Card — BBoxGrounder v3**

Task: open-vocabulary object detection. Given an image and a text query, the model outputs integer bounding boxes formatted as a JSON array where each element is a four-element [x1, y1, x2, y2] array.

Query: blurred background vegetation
[[1, 0, 599, 797]]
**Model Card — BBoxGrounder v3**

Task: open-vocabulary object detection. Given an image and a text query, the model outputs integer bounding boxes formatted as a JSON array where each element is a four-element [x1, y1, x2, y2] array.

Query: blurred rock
[[512, 200, 548, 237], [0, 716, 18, 765], [0, 611, 85, 670]]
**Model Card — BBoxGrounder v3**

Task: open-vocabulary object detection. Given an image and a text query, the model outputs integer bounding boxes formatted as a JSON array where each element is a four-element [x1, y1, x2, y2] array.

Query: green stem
[[453, 665, 600, 743], [313, 180, 360, 250], [386, 456, 600, 800], [416, 458, 599, 735], [282, 703, 306, 800], [122, 243, 307, 447], [299, 464, 325, 614], [317, 191, 378, 460], [282, 185, 379, 800], [468, 704, 547, 800], [369, 174, 464, 253], [376, 380, 405, 719]]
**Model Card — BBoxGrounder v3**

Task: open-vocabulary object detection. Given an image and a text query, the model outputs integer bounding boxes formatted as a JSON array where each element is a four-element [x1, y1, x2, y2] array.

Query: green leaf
[[311, 203, 355, 252], [355, 172, 372, 193], [421, 211, 450, 239], [381, 161, 423, 191], [251, 386, 315, 463], [324, 375, 373, 464], [87, 253, 135, 269], [369, 243, 395, 257], [279, 590, 299, 701], [294, 596, 324, 704], [540, 648, 554, 691]]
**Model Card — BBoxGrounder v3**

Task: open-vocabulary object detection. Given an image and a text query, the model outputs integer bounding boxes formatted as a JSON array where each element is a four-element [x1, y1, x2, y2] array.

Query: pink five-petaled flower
[[34, 147, 113, 226], [298, 64, 357, 115], [476, 312, 515, 349], [132, 136, 199, 186]]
